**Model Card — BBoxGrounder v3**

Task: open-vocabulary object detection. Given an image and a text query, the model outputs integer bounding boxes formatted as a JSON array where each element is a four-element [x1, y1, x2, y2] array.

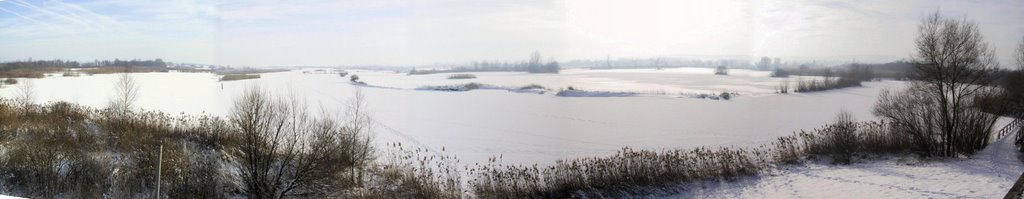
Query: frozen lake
[[0, 68, 904, 165]]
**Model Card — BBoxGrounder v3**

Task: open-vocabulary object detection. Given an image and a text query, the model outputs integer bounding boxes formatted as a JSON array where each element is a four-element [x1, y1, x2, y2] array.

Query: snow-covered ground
[[0, 68, 900, 165], [358, 68, 823, 96], [664, 126, 1023, 198], [1, 68, 1019, 197]]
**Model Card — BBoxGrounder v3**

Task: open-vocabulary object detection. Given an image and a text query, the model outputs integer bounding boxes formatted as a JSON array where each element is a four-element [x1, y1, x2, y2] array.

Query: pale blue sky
[[1, 0, 1022, 67]]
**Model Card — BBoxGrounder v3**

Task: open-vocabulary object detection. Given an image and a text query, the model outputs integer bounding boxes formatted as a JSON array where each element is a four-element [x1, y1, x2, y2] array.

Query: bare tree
[[231, 86, 300, 198], [16, 79, 35, 110], [757, 57, 772, 71], [342, 88, 374, 185], [898, 10, 998, 156], [111, 72, 140, 114], [874, 87, 942, 155], [230, 86, 374, 198], [1017, 36, 1024, 70], [528, 51, 542, 68]]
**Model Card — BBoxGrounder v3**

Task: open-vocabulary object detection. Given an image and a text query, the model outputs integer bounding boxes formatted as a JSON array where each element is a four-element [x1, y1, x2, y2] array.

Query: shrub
[[4, 78, 16, 85], [519, 84, 545, 90], [771, 68, 790, 77], [229, 86, 373, 198], [803, 112, 858, 164], [0, 87, 376, 198], [0, 101, 107, 198], [794, 66, 873, 93], [714, 66, 729, 75], [719, 92, 732, 100], [778, 79, 790, 94], [874, 86, 997, 157]]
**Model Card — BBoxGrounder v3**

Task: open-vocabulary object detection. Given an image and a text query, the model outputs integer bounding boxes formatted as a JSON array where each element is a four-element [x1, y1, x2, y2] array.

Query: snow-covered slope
[[662, 127, 1024, 198]]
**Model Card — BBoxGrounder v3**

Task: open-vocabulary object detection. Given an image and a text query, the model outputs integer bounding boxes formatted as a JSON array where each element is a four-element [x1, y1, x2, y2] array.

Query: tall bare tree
[[111, 72, 139, 114], [343, 88, 374, 185], [16, 79, 35, 110], [907, 11, 998, 156], [230, 86, 374, 198], [1017, 36, 1024, 70]]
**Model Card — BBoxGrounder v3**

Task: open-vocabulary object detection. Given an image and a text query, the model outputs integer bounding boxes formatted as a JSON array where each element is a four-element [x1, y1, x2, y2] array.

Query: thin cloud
[[0, 4, 76, 35], [7, 0, 111, 31], [0, 0, 1021, 66]]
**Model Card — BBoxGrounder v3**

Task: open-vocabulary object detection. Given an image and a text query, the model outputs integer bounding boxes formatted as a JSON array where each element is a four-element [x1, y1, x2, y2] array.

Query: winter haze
[[1, 0, 1023, 66]]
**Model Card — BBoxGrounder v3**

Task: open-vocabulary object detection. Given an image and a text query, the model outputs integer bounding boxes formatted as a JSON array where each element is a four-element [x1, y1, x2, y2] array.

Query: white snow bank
[[554, 89, 637, 97], [662, 125, 1024, 198], [415, 83, 547, 94]]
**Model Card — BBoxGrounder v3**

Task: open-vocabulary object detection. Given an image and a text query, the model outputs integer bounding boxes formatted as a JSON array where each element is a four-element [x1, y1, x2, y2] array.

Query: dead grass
[[80, 67, 168, 74], [0, 67, 61, 78], [220, 74, 261, 81], [468, 112, 916, 198], [348, 143, 462, 198], [0, 99, 241, 198]]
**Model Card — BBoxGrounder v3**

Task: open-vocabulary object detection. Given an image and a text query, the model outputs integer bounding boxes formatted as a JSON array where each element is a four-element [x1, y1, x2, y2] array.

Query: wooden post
[[156, 144, 163, 199]]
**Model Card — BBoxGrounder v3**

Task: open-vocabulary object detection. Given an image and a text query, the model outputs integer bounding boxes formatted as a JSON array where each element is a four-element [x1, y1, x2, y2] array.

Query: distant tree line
[[562, 57, 764, 69], [756, 57, 783, 71], [0, 58, 171, 78], [0, 58, 168, 70], [410, 51, 560, 75]]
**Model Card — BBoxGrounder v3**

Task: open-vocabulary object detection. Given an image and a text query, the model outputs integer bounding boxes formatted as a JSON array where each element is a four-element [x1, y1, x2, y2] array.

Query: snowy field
[[1, 68, 1020, 197], [0, 68, 898, 165], [358, 68, 823, 96], [664, 126, 1024, 198]]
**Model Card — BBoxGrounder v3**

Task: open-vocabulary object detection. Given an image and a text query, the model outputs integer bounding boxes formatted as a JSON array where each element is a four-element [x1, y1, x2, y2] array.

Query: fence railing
[[996, 118, 1023, 139], [1000, 112, 1024, 198]]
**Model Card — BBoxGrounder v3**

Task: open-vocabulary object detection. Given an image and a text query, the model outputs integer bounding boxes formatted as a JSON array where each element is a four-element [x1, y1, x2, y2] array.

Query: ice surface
[[0, 68, 900, 166], [6, 68, 1017, 197]]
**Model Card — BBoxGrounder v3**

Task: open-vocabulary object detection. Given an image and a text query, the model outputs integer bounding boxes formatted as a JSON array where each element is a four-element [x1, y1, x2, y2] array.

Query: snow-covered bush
[[447, 74, 477, 79]]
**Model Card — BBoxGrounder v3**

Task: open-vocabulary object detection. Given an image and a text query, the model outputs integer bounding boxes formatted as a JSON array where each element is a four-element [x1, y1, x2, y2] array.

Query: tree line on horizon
[[409, 51, 560, 75], [0, 58, 169, 70]]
